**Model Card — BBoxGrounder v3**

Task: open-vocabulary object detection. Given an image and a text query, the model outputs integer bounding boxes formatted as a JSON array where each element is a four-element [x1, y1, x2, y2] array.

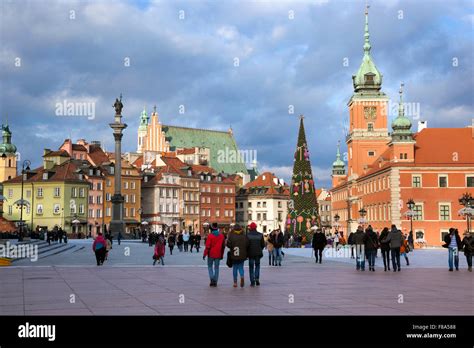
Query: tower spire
[[398, 82, 405, 117], [336, 140, 341, 160], [364, 1, 371, 56]]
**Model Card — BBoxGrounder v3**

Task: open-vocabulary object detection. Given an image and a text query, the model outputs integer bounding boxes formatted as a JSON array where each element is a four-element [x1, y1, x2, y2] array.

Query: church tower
[[0, 122, 18, 182], [137, 107, 148, 154], [389, 83, 415, 162], [346, 5, 390, 179], [331, 141, 346, 187]]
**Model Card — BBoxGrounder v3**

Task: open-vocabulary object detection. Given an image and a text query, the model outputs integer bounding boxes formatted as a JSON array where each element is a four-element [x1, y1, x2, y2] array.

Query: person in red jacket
[[153, 232, 166, 266], [92, 232, 107, 266], [203, 222, 225, 287]]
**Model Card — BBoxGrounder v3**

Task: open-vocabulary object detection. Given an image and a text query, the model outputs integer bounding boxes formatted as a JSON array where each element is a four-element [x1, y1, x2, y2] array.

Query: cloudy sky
[[1, 0, 473, 188]]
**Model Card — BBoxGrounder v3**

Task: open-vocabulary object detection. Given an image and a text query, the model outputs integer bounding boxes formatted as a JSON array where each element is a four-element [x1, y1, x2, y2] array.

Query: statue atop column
[[113, 94, 123, 115]]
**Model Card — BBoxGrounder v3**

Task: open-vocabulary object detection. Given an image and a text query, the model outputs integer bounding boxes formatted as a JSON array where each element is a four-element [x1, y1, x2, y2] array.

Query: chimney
[[417, 120, 427, 133]]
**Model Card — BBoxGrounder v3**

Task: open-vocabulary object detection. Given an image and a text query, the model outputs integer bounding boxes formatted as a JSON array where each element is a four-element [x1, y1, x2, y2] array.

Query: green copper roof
[[332, 141, 345, 168], [0, 124, 17, 155], [353, 6, 383, 92], [138, 107, 148, 131], [391, 84, 413, 142], [163, 125, 248, 175]]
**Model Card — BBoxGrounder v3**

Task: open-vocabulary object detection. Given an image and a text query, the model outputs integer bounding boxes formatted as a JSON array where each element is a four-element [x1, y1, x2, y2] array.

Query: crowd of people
[[90, 222, 474, 284]]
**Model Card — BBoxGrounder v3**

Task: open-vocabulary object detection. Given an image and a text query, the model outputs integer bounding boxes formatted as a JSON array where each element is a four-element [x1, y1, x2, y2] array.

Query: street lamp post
[[358, 207, 367, 226], [406, 198, 416, 234], [334, 213, 340, 233], [17, 160, 31, 241], [458, 192, 474, 234]]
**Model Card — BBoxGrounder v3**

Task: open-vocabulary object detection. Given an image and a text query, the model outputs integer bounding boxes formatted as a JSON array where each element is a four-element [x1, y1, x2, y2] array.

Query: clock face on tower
[[364, 106, 377, 121]]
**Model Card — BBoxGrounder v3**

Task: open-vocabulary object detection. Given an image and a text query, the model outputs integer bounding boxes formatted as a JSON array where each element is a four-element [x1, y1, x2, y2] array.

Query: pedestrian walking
[[400, 234, 410, 266], [177, 232, 184, 252], [461, 231, 473, 272], [269, 228, 284, 266], [189, 232, 195, 253], [266, 232, 275, 266], [203, 223, 225, 287], [379, 227, 391, 271], [105, 237, 112, 261], [226, 224, 249, 287], [333, 231, 340, 249], [168, 232, 176, 255], [311, 228, 327, 264], [153, 232, 166, 266], [195, 233, 201, 253], [383, 225, 403, 272], [408, 230, 414, 250], [183, 231, 190, 252], [247, 222, 265, 286], [92, 232, 107, 266], [348, 231, 355, 259], [117, 231, 122, 246], [353, 226, 366, 271], [443, 228, 462, 271], [364, 226, 379, 271]]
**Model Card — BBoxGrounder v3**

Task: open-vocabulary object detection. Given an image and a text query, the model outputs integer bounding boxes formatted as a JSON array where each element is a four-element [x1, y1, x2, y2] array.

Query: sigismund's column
[[109, 95, 127, 238]]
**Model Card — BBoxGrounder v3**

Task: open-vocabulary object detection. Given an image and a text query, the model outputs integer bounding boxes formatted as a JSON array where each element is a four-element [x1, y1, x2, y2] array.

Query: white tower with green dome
[[0, 122, 18, 182], [331, 140, 346, 187], [137, 106, 149, 154]]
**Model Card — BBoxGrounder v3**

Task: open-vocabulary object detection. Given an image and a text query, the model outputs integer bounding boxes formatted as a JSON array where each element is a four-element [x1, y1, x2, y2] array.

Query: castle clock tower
[[346, 5, 390, 179]]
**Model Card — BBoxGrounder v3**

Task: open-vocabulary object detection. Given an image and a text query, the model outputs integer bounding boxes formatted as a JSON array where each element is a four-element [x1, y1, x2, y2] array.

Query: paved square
[[1, 240, 472, 316]]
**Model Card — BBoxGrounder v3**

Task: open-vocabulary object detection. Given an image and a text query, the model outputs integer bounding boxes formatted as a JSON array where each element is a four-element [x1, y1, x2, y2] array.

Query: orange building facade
[[330, 8, 474, 246]]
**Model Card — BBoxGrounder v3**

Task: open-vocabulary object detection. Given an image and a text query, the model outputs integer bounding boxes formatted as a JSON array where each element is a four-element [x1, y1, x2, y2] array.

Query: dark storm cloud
[[1, 0, 472, 187]]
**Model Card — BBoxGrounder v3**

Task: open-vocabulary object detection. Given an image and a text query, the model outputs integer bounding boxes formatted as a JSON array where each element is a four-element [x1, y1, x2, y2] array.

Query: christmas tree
[[286, 115, 319, 244]]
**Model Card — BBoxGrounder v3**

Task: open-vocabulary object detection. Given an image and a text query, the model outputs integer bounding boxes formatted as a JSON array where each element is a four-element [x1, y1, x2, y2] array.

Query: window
[[202, 209, 206, 217], [248, 212, 252, 220], [71, 187, 77, 197], [107, 180, 112, 187], [438, 175, 448, 188], [207, 197, 211, 204], [413, 204, 423, 221], [124, 181, 129, 189], [173, 189, 178, 198], [97, 182, 102, 191], [106, 207, 111, 217], [412, 175, 421, 188], [174, 204, 178, 213], [216, 209, 220, 217], [367, 123, 374, 132], [7, 189, 13, 199], [441, 230, 449, 243], [42, 172, 48, 180], [263, 202, 267, 208], [37, 204, 43, 214], [257, 202, 261, 208], [131, 194, 135, 203], [106, 193, 111, 201], [257, 213, 261, 220], [37, 187, 43, 197], [53, 203, 61, 215], [368, 151, 375, 157], [229, 188, 233, 194], [124, 208, 128, 217], [263, 213, 267, 220], [79, 204, 84, 214], [248, 202, 252, 208], [130, 208, 135, 217], [467, 176, 474, 187], [201, 196, 205, 203], [97, 195, 102, 204], [125, 194, 129, 203], [131, 182, 135, 189], [89, 209, 94, 218], [230, 210, 233, 217], [439, 204, 450, 221], [216, 187, 220, 193], [26, 190, 31, 198], [8, 205, 12, 215]]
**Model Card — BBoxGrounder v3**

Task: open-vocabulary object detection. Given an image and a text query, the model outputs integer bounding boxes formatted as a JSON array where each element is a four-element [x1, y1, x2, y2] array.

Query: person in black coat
[[189, 232, 195, 253], [348, 232, 355, 259], [443, 228, 462, 271], [194, 233, 202, 253], [364, 227, 379, 271], [378, 227, 391, 271], [311, 229, 327, 264]]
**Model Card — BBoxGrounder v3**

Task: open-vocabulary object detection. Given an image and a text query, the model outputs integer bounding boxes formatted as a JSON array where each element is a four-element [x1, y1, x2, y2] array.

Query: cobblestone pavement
[[1, 240, 472, 315]]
